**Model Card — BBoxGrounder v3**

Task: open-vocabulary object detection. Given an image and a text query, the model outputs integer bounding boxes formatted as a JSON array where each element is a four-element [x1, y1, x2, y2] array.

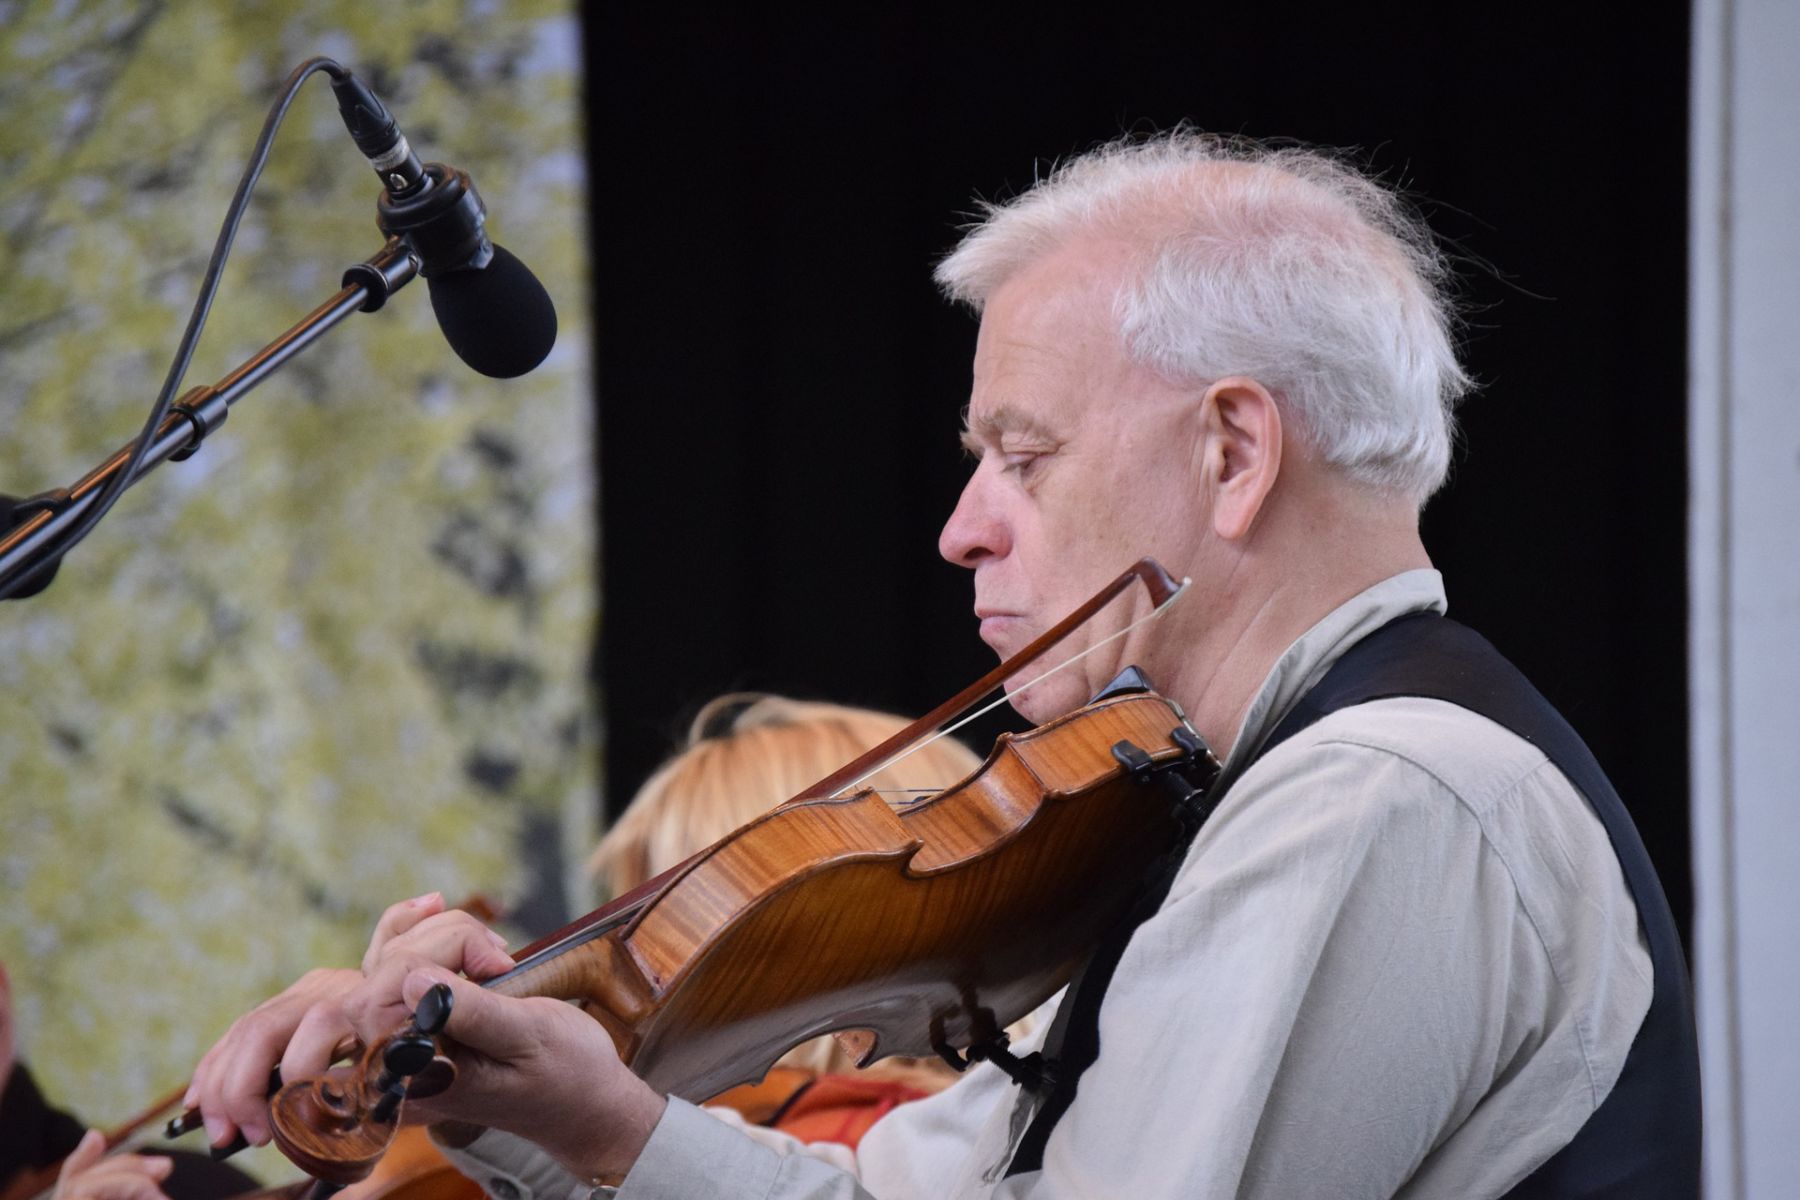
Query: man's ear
[[1199, 376, 1282, 541]]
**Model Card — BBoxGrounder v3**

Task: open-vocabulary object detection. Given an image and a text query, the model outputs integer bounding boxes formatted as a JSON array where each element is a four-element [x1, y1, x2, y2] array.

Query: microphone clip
[[375, 163, 494, 278]]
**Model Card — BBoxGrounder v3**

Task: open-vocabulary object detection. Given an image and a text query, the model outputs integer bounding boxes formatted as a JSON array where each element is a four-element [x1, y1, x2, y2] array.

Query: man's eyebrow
[[958, 404, 1057, 452]]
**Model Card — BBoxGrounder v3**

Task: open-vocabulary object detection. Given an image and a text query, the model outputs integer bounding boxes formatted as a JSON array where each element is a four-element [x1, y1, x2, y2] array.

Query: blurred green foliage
[[0, 2, 595, 1176]]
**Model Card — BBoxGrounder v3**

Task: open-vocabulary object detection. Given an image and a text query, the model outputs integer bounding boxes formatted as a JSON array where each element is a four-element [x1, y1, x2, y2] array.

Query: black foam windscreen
[[425, 243, 558, 379]]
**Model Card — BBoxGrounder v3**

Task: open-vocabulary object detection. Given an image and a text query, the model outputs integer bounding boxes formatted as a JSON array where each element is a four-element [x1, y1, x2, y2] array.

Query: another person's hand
[[186, 892, 510, 1150], [51, 1131, 172, 1200], [185, 965, 362, 1149]]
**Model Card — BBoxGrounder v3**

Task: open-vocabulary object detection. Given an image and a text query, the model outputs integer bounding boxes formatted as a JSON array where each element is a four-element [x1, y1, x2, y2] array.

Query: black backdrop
[[582, 5, 1692, 939]]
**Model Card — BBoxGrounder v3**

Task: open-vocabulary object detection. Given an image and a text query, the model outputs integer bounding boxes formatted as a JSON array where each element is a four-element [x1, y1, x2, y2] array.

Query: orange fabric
[[705, 1067, 815, 1127], [769, 1073, 931, 1150]]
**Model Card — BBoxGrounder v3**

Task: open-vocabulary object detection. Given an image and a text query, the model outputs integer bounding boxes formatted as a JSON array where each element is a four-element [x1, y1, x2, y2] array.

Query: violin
[[180, 560, 1222, 1188]]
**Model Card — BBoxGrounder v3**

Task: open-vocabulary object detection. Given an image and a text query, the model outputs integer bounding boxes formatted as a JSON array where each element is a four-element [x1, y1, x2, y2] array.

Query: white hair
[[934, 132, 1472, 505]]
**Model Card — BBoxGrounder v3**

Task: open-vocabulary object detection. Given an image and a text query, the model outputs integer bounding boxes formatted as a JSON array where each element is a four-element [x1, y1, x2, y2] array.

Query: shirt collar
[[1217, 568, 1448, 779]]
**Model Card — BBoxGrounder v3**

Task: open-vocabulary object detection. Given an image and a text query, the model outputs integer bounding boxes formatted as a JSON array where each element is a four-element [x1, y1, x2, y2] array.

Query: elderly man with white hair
[[187, 133, 1700, 1199]]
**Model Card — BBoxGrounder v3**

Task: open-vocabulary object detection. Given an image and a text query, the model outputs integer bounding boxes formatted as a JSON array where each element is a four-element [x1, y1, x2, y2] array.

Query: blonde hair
[[590, 693, 985, 896], [589, 694, 990, 1079]]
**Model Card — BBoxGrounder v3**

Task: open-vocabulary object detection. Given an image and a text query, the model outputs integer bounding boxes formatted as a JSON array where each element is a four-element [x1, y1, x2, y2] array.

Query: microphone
[[330, 72, 557, 378]]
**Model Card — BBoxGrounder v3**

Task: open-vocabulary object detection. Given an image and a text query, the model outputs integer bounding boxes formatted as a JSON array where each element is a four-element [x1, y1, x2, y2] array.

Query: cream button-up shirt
[[444, 570, 1653, 1200]]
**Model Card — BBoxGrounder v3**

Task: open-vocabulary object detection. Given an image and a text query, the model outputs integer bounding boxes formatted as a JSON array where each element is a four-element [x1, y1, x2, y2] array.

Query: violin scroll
[[268, 985, 457, 1186]]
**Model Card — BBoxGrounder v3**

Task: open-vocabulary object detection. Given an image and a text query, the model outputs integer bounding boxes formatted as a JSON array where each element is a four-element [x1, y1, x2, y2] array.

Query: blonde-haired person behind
[[588, 693, 999, 1149]]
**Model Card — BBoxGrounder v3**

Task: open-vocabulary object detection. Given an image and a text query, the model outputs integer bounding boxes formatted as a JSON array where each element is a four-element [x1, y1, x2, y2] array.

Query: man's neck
[[1155, 499, 1431, 758]]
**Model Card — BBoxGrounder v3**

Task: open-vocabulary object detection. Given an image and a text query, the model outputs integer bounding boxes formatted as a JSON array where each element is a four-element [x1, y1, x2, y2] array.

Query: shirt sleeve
[[616, 1099, 872, 1200], [436, 1104, 872, 1200], [434, 1126, 593, 1200]]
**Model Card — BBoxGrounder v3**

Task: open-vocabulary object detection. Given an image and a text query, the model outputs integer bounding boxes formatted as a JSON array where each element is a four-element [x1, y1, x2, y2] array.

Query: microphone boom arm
[[0, 240, 418, 598]]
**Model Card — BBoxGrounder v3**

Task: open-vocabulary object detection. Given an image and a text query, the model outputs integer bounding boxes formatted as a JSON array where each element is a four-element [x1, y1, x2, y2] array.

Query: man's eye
[[1002, 451, 1041, 474]]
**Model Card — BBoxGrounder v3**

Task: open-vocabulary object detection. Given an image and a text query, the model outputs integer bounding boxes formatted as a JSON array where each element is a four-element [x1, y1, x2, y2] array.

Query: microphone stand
[[0, 240, 418, 598]]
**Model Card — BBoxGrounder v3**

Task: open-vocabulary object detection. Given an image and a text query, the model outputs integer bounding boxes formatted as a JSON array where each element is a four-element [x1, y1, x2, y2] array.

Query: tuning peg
[[368, 982, 458, 1121], [414, 983, 453, 1036], [382, 1033, 438, 1079]]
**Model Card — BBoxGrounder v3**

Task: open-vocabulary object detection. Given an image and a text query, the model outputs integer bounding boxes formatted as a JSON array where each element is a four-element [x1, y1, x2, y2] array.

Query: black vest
[[1011, 613, 1702, 1196]]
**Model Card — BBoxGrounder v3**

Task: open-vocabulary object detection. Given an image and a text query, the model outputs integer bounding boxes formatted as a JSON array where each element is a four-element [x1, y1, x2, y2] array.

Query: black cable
[[0, 55, 351, 600]]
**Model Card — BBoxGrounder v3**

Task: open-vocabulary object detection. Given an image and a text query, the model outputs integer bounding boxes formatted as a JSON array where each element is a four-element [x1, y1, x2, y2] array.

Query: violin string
[[832, 577, 1191, 799]]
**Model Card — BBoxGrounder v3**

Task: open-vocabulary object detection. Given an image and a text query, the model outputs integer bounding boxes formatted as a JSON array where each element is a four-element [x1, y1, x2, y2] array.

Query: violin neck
[[486, 905, 631, 991], [481, 898, 663, 1050]]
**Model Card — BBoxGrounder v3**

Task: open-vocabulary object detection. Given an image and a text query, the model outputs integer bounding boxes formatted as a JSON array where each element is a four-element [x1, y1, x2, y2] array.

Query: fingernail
[[409, 891, 443, 907], [202, 1116, 228, 1145], [181, 1087, 197, 1109], [487, 929, 509, 948]]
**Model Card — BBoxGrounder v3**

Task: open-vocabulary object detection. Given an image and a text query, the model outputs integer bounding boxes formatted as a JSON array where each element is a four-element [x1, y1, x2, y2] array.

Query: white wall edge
[[1687, 0, 1738, 1194]]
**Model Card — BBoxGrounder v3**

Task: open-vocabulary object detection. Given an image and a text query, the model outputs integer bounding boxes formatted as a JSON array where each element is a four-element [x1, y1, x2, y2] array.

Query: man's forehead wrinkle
[[969, 337, 1082, 439], [981, 329, 1079, 389], [959, 234, 1149, 457]]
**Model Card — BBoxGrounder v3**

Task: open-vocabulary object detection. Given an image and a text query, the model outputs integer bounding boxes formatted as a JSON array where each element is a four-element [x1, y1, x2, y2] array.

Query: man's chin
[[1001, 674, 1088, 726]]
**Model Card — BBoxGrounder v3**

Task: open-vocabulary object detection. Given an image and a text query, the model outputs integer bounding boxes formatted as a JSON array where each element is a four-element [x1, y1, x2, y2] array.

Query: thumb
[[401, 967, 537, 1062], [58, 1130, 106, 1181]]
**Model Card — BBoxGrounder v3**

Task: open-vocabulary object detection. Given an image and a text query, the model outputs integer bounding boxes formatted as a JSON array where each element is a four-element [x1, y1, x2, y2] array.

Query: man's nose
[[938, 469, 1009, 568]]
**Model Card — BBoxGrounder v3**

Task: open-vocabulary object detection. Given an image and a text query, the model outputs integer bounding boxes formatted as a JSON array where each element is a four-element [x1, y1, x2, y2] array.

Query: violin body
[[269, 688, 1216, 1184], [256, 561, 1218, 1186], [504, 690, 1206, 1101]]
